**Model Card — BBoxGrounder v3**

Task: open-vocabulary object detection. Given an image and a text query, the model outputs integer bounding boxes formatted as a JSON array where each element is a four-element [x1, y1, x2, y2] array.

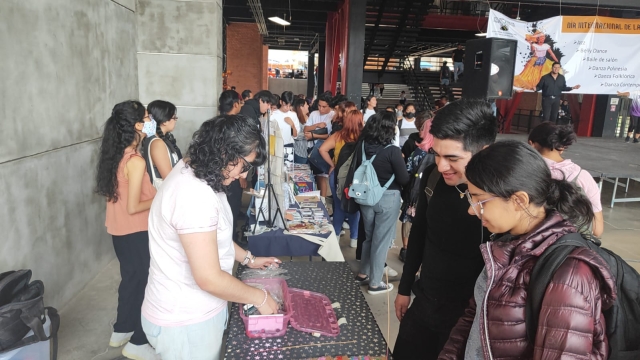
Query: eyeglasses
[[239, 156, 253, 173], [465, 190, 497, 217], [172, 115, 178, 121]]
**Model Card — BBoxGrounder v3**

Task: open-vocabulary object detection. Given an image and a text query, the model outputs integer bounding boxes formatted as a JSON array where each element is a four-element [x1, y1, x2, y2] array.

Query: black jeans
[[628, 115, 640, 134], [112, 231, 151, 345], [393, 294, 468, 360], [542, 96, 561, 123], [227, 179, 243, 241]]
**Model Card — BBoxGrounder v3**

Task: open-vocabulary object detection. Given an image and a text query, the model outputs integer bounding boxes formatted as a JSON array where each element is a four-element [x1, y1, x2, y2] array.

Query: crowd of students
[[94, 83, 617, 359]]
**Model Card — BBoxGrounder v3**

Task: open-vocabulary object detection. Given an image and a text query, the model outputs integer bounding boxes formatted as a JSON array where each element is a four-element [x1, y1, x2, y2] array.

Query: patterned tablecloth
[[224, 262, 391, 360]]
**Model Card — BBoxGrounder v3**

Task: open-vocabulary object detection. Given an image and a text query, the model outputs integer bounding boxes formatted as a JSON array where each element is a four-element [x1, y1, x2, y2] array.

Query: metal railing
[[401, 57, 433, 112]]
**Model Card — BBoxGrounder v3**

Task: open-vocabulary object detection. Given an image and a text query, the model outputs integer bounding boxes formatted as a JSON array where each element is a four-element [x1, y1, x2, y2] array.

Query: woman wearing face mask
[[528, 122, 603, 237], [141, 115, 281, 360], [141, 100, 182, 189], [438, 140, 615, 360], [96, 101, 159, 360], [397, 103, 418, 147], [401, 110, 431, 162]]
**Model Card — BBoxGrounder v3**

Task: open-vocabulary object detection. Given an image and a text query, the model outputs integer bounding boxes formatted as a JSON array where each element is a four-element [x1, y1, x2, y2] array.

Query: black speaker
[[463, 38, 518, 100]]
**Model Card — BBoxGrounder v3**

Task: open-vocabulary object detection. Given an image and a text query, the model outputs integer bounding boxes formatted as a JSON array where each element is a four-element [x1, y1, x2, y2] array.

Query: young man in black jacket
[[393, 99, 497, 360], [239, 90, 273, 131]]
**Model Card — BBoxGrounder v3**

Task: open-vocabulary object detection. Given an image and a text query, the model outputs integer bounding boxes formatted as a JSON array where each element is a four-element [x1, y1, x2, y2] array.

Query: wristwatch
[[241, 250, 256, 266]]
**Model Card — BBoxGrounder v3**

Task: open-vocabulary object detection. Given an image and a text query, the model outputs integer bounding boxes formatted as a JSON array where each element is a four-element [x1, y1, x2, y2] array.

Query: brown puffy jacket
[[439, 212, 617, 360]]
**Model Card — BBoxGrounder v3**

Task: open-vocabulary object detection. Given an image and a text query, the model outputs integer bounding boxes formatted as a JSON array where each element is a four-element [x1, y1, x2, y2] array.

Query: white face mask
[[142, 118, 157, 137]]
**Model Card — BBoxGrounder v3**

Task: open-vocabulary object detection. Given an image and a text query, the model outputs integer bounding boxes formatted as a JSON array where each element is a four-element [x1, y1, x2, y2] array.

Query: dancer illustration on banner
[[513, 30, 563, 90]]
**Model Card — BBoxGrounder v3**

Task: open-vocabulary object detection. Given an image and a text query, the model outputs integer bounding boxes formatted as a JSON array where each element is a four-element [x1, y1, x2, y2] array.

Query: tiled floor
[[57, 180, 640, 359]]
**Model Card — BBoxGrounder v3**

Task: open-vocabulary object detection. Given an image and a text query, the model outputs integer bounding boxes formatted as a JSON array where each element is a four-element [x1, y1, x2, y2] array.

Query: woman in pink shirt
[[528, 122, 604, 236], [95, 100, 159, 360], [141, 114, 281, 360]]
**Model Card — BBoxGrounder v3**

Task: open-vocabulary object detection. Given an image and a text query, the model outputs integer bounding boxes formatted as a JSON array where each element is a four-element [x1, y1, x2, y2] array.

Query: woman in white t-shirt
[[141, 115, 281, 360], [362, 95, 377, 123], [271, 91, 300, 146]]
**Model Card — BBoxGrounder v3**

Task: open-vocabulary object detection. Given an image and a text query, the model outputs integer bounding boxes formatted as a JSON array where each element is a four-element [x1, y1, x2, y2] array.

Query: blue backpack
[[348, 143, 395, 206]]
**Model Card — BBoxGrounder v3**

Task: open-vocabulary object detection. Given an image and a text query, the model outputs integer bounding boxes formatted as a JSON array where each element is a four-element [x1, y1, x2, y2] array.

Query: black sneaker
[[626, 136, 631, 143], [355, 274, 369, 285], [399, 248, 407, 262], [634, 138, 639, 144], [367, 282, 394, 295]]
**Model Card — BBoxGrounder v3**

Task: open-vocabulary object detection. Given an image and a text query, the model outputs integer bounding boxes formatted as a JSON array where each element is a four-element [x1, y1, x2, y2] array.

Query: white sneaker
[[350, 239, 357, 248], [109, 332, 133, 347], [342, 221, 350, 230], [340, 230, 346, 236], [384, 266, 398, 277], [122, 343, 161, 360]]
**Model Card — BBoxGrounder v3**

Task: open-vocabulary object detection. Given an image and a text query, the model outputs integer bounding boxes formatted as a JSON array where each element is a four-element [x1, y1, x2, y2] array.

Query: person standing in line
[[304, 92, 334, 197], [141, 115, 282, 360], [95, 101, 159, 360], [440, 61, 451, 95], [239, 90, 273, 131], [293, 98, 310, 164], [401, 110, 431, 162], [451, 44, 465, 83], [141, 100, 182, 189], [528, 122, 604, 236], [393, 99, 496, 360], [398, 103, 418, 147], [399, 91, 407, 106], [535, 62, 581, 123], [241, 89, 252, 102], [362, 95, 377, 123], [618, 90, 640, 143], [352, 111, 410, 294], [271, 91, 300, 147]]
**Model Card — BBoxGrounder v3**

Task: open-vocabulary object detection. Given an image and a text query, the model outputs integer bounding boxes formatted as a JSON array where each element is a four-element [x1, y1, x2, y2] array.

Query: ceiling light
[[269, 16, 290, 26], [475, 32, 487, 37]]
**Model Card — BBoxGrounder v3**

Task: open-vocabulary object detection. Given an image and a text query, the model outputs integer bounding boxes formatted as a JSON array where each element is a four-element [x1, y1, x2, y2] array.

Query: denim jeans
[[329, 173, 359, 239], [141, 307, 228, 360], [359, 190, 401, 286], [453, 62, 464, 82]]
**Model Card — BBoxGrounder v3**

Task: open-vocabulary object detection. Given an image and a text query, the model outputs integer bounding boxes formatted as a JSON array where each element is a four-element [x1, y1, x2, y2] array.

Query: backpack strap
[[0, 307, 59, 359], [525, 233, 589, 343], [423, 165, 441, 204]]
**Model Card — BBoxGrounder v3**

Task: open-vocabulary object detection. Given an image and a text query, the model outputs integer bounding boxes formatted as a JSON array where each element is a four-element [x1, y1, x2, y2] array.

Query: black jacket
[[536, 73, 573, 97], [401, 132, 422, 163], [239, 99, 263, 130]]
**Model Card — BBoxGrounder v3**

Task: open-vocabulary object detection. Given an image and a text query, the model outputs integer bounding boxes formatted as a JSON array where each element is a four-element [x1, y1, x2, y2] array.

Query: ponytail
[[545, 179, 594, 230]]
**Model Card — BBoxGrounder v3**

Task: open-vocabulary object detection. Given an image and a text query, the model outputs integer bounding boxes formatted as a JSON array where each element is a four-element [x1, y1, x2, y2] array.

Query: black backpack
[[0, 270, 59, 359], [526, 233, 640, 359]]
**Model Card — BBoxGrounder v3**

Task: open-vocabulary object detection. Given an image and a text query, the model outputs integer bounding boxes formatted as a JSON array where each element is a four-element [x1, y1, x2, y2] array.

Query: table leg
[[611, 177, 620, 208], [626, 178, 630, 193]]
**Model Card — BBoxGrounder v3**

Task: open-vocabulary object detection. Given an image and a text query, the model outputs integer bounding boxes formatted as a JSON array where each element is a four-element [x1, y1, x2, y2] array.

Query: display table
[[224, 262, 392, 360], [247, 201, 344, 261]]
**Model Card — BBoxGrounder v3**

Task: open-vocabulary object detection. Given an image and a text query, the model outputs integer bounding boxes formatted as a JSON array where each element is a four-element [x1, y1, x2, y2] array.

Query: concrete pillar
[[0, 0, 138, 309], [136, 0, 223, 151], [318, 42, 326, 94], [343, 0, 366, 105], [307, 52, 316, 98]]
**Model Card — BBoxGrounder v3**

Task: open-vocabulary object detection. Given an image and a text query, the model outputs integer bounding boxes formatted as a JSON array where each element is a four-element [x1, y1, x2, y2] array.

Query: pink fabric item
[[543, 157, 603, 212], [418, 119, 434, 151], [142, 160, 235, 327]]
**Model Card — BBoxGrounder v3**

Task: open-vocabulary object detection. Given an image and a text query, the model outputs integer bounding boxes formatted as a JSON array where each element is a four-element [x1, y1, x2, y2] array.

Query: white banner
[[487, 10, 640, 94]]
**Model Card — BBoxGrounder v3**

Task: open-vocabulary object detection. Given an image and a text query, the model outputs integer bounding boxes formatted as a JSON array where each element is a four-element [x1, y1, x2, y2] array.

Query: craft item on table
[[295, 193, 321, 203], [283, 182, 296, 210], [239, 268, 290, 280], [294, 181, 315, 195], [287, 222, 318, 234], [286, 163, 311, 171], [239, 278, 292, 338], [300, 202, 318, 208]]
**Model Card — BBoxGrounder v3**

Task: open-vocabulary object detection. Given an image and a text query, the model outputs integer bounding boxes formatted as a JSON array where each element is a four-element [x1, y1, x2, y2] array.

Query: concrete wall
[[226, 23, 268, 96], [0, 0, 138, 308], [268, 79, 309, 98], [137, 0, 223, 152]]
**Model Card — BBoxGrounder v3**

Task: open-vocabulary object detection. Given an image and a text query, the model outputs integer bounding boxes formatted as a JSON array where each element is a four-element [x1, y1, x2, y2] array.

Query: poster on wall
[[487, 10, 640, 94]]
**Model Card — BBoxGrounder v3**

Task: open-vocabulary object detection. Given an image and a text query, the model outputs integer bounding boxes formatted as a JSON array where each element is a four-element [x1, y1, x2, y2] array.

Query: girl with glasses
[[439, 140, 615, 360], [141, 100, 182, 189]]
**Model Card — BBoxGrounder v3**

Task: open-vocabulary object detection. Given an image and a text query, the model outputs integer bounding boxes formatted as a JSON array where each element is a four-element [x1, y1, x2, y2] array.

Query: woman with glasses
[[141, 100, 182, 189], [141, 115, 281, 360], [439, 140, 614, 360], [96, 101, 158, 359]]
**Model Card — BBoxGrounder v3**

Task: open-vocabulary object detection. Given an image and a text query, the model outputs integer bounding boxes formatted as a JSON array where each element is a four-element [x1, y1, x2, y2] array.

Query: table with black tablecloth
[[224, 262, 391, 360]]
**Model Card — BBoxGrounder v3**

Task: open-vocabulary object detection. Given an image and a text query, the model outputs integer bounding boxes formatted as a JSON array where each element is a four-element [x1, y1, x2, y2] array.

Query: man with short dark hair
[[393, 99, 497, 360], [242, 89, 252, 101], [452, 44, 465, 83], [240, 90, 272, 131], [304, 92, 334, 197], [536, 62, 580, 123]]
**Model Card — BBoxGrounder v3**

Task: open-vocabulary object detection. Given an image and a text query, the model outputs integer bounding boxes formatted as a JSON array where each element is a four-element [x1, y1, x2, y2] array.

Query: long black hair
[[363, 95, 376, 112], [465, 140, 594, 230], [147, 99, 182, 158], [528, 121, 577, 151], [360, 111, 396, 146], [95, 100, 145, 202], [218, 90, 241, 115], [186, 114, 267, 193]]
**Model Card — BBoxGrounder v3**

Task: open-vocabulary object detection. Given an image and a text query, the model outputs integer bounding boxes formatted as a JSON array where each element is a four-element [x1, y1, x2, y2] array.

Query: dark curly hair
[[185, 114, 267, 193], [95, 100, 146, 202], [528, 122, 576, 152], [360, 111, 396, 146]]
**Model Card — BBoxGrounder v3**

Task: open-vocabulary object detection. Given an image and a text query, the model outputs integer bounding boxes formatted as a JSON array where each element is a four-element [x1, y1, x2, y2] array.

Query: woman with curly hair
[[95, 100, 159, 360], [141, 100, 182, 189], [141, 114, 281, 359]]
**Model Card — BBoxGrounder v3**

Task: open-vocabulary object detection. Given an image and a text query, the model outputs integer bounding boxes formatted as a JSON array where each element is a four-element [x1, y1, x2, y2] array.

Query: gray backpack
[[348, 143, 395, 206]]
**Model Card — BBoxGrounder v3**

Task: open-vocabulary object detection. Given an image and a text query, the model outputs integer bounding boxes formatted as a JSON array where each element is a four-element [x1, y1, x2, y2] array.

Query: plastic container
[[288, 288, 340, 337], [239, 278, 292, 338], [0, 314, 51, 360]]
